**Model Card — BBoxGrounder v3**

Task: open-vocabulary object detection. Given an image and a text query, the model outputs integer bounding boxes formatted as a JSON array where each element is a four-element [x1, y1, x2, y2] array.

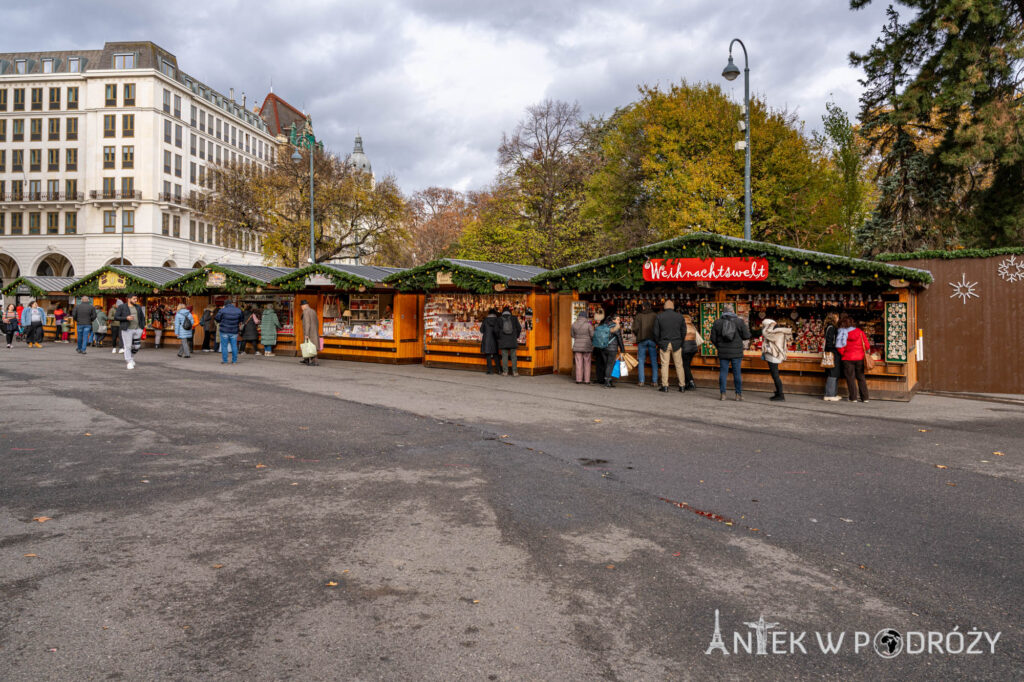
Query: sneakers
[[126, 361, 135, 370], [770, 395, 785, 402], [659, 386, 669, 392], [735, 393, 743, 401], [720, 393, 727, 401], [264, 352, 275, 357], [255, 351, 262, 356], [118, 348, 125, 354]]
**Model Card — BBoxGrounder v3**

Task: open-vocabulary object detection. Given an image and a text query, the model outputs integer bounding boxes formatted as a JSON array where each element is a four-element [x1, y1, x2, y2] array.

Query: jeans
[[636, 340, 658, 385], [264, 345, 273, 354], [573, 351, 592, 383], [719, 357, 743, 394], [500, 348, 517, 374], [76, 325, 91, 352], [221, 333, 238, 363], [121, 328, 143, 364], [658, 345, 685, 388]]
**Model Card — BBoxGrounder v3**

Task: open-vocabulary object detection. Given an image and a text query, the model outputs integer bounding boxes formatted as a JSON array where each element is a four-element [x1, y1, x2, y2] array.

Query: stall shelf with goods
[[270, 263, 422, 364], [1, 276, 77, 340], [383, 259, 553, 375], [62, 266, 197, 346], [162, 264, 296, 353], [534, 232, 932, 400]]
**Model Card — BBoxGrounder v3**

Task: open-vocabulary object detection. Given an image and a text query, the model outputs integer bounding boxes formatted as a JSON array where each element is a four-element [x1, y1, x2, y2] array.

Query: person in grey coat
[[571, 311, 594, 384], [479, 308, 501, 375], [710, 303, 752, 400]]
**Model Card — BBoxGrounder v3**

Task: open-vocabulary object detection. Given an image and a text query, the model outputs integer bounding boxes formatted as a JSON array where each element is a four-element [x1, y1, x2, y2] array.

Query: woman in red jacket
[[836, 315, 870, 402]]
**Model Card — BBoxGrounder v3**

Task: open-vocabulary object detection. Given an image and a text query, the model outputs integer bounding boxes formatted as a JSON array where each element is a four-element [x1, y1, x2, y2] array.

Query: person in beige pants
[[654, 300, 687, 392]]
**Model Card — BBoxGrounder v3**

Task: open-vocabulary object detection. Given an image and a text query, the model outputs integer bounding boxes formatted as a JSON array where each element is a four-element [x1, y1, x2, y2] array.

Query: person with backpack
[[173, 303, 193, 358], [199, 305, 217, 352], [710, 303, 752, 401], [479, 308, 501, 375], [150, 304, 167, 349], [760, 318, 793, 402], [496, 306, 522, 376], [631, 301, 659, 387], [653, 300, 687, 392], [239, 305, 261, 355], [592, 314, 623, 387], [836, 315, 870, 402]]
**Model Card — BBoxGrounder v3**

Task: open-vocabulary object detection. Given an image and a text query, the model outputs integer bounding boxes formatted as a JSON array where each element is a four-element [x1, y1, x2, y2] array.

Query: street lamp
[[723, 38, 751, 241], [291, 117, 316, 264]]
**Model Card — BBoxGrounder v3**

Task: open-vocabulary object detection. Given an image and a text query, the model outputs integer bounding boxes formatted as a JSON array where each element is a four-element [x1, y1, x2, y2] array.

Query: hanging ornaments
[[949, 273, 980, 304], [997, 255, 1024, 283]]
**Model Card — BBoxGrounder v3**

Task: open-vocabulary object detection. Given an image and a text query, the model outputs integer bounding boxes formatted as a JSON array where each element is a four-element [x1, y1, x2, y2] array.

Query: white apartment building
[[0, 41, 278, 284]]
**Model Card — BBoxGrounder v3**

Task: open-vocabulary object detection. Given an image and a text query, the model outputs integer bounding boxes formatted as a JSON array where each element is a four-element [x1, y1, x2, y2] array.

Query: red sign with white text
[[643, 257, 769, 282]]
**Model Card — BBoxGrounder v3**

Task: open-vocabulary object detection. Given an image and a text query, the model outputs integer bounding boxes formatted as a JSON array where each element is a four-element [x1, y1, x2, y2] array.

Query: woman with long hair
[[836, 315, 870, 402]]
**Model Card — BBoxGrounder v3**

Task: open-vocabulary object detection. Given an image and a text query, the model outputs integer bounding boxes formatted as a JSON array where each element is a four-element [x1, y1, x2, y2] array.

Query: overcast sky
[[11, 0, 892, 193]]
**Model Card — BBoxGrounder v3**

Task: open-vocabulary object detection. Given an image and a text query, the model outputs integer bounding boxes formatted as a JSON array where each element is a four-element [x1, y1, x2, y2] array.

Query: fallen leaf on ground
[[946, 482, 957, 487], [299, 426, 309, 431], [326, 581, 338, 587], [141, 480, 150, 483], [918, 429, 928, 432], [672, 552, 681, 557], [32, 517, 52, 523], [283, 455, 296, 459], [593, 419, 602, 423], [85, 432, 92, 436], [993, 451, 1004, 456], [291, 482, 299, 486], [840, 518, 855, 523], [472, 599, 480, 604], [500, 435, 509, 438], [23, 553, 37, 557], [935, 465, 948, 469], [212, 564, 224, 569], [342, 569, 349, 573], [255, 463, 267, 469], [606, 564, 615, 570], [859, 564, 868, 570]]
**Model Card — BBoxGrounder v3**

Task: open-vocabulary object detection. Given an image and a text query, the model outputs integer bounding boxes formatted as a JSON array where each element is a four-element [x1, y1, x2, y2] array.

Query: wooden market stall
[[64, 266, 198, 347], [533, 232, 933, 400], [1, 275, 77, 340], [382, 258, 553, 375], [269, 263, 422, 363], [162, 264, 297, 353]]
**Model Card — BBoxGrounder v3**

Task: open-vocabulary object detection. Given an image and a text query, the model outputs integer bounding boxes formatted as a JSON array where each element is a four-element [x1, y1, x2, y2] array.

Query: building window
[[12, 213, 23, 235], [190, 161, 196, 183], [28, 180, 41, 201], [162, 89, 171, 113], [12, 119, 22, 141], [162, 213, 170, 235], [29, 212, 41, 235], [164, 119, 172, 143], [47, 212, 59, 234], [216, 145, 221, 164], [67, 87, 79, 110], [29, 150, 41, 172], [65, 212, 77, 234], [123, 83, 135, 106], [190, 219, 196, 241], [122, 146, 134, 169], [66, 117, 78, 140], [47, 149, 59, 171], [174, 154, 182, 178], [175, 124, 182, 148], [0, 119, 5, 141], [0, 150, 4, 172], [65, 179, 78, 199], [199, 110, 206, 132], [163, 150, 172, 174], [30, 118, 42, 141], [173, 215, 181, 237], [199, 140, 206, 160], [190, 105, 197, 127], [30, 88, 43, 111], [15, 60, 27, 74], [173, 94, 181, 118], [48, 179, 59, 199], [207, 223, 213, 243], [104, 114, 116, 137], [113, 53, 135, 69], [0, 89, 6, 111], [0, 213, 5, 235], [102, 178, 116, 198], [14, 88, 25, 110], [122, 114, 134, 137], [65, 148, 78, 171], [216, 118, 222, 139], [11, 180, 23, 200], [103, 210, 116, 233], [103, 146, 116, 169], [160, 60, 175, 78], [123, 210, 135, 233], [190, 134, 196, 156], [105, 84, 117, 107], [12, 150, 24, 172], [49, 87, 61, 110], [48, 117, 60, 140], [68, 57, 80, 73], [37, 58, 49, 73], [231, 126, 237, 146], [121, 177, 134, 197]]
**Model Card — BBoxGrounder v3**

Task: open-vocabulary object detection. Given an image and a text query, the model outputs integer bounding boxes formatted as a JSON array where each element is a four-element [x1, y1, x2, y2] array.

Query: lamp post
[[722, 38, 751, 241], [290, 117, 317, 265]]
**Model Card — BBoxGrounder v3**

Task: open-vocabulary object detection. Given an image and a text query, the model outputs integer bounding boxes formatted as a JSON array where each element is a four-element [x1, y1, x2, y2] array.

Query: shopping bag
[[610, 360, 621, 378], [617, 360, 629, 377], [621, 353, 638, 371], [300, 337, 317, 358]]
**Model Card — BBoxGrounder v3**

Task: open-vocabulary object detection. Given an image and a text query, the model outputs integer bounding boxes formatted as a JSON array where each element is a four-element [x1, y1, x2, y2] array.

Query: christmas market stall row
[[532, 232, 934, 400], [1, 275, 78, 339], [381, 258, 553, 374], [268, 263, 422, 364], [62, 265, 197, 344]]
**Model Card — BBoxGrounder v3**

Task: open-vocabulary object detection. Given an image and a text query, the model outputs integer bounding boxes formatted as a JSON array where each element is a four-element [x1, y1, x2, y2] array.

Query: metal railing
[[0, 192, 85, 202], [89, 190, 142, 200]]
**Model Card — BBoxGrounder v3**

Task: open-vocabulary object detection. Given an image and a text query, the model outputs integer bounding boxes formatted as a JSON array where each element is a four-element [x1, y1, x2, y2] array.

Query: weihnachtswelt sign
[[642, 257, 769, 282]]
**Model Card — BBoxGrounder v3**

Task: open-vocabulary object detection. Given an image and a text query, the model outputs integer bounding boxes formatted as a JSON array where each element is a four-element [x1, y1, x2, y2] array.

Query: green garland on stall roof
[[1, 277, 48, 298], [164, 264, 268, 296], [535, 231, 929, 292], [64, 266, 163, 296], [270, 264, 373, 292], [384, 261, 507, 294], [876, 246, 1024, 261]]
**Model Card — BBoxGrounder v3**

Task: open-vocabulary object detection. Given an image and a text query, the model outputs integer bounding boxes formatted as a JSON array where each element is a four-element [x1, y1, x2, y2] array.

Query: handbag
[[300, 337, 317, 358], [820, 351, 835, 368], [861, 335, 877, 371]]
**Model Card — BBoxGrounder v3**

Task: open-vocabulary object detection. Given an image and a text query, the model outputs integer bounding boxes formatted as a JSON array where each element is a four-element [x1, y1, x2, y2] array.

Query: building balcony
[[158, 192, 186, 205], [0, 192, 85, 204], [90, 190, 142, 201]]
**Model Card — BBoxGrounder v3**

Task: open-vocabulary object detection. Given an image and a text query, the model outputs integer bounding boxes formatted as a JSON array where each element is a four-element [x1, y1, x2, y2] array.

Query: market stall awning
[[163, 263, 296, 295], [532, 232, 933, 292], [2, 276, 78, 298], [383, 258, 549, 294], [64, 266, 196, 296], [270, 263, 405, 291]]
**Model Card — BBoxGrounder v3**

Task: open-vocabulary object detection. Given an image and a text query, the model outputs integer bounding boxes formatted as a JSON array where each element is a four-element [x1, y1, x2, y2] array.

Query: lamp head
[[291, 149, 302, 162], [722, 55, 741, 81]]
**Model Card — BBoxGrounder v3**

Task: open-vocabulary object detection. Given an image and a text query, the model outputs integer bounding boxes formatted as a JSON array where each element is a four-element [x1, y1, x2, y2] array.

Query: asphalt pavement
[[1, 341, 1020, 680]]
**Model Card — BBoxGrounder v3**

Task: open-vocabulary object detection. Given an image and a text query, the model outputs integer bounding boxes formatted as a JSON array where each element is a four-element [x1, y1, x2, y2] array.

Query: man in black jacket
[[72, 295, 97, 354], [631, 302, 658, 387], [496, 307, 522, 376], [653, 300, 687, 392], [710, 303, 752, 400], [115, 294, 146, 370]]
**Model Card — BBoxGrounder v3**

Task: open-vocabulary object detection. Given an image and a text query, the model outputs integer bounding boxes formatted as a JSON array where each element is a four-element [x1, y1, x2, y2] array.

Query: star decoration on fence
[[997, 255, 1024, 283], [949, 273, 980, 304]]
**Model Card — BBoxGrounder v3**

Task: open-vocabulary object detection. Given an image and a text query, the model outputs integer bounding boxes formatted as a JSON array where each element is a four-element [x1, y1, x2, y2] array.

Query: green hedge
[[876, 246, 1024, 261]]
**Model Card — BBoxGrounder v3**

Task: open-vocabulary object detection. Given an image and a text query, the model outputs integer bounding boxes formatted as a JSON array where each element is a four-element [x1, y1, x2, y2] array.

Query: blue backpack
[[592, 324, 611, 349]]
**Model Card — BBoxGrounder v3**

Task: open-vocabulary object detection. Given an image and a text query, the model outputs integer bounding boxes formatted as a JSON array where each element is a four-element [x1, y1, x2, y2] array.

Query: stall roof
[[382, 258, 549, 294], [532, 231, 934, 292], [64, 266, 197, 296], [270, 263, 405, 291], [162, 263, 296, 294], [2, 276, 78, 297]]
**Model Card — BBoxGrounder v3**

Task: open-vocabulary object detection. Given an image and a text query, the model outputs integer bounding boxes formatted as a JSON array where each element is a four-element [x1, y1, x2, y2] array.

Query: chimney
[[229, 87, 234, 101], [242, 92, 247, 108]]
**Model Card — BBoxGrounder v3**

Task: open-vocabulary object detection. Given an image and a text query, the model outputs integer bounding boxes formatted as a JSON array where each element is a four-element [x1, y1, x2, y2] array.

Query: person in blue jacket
[[173, 303, 193, 358], [214, 299, 243, 364]]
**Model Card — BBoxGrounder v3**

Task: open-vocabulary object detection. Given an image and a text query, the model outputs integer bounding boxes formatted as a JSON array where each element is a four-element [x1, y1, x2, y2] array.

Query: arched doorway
[[36, 253, 75, 277], [105, 258, 133, 266], [0, 253, 20, 282], [162, 260, 178, 268], [191, 260, 206, 268]]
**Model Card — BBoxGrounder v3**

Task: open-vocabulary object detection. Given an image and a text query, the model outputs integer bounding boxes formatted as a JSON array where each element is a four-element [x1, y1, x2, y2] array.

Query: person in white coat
[[760, 318, 793, 402]]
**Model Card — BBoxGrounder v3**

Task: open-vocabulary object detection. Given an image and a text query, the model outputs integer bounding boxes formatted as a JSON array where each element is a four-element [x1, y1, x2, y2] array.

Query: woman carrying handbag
[[821, 313, 842, 401], [836, 315, 871, 403]]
